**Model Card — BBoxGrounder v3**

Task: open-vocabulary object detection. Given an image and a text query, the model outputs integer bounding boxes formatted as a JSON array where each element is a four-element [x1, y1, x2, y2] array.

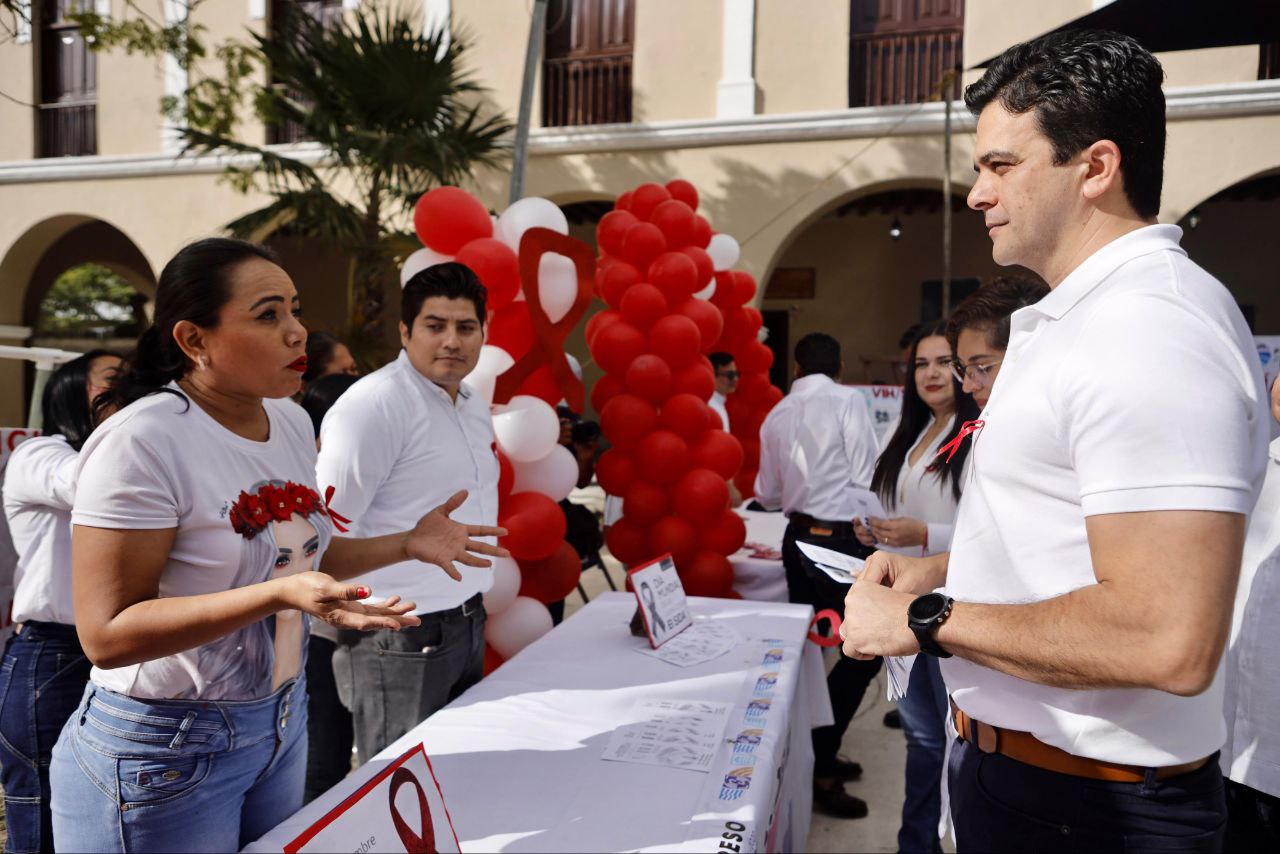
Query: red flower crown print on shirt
[[228, 481, 327, 540]]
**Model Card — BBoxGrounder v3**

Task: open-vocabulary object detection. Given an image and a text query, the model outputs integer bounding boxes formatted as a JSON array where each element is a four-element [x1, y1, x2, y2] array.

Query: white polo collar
[[790, 374, 836, 394]]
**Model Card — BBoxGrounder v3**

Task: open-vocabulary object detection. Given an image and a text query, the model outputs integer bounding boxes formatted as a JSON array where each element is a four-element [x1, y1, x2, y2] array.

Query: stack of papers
[[636, 620, 742, 667], [601, 699, 733, 772], [796, 541, 865, 586], [885, 654, 917, 700]]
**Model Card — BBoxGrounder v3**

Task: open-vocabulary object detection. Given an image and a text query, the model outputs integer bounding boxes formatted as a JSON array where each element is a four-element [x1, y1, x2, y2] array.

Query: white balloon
[[693, 279, 717, 301], [482, 555, 522, 616], [707, 233, 741, 272], [465, 345, 515, 405], [538, 252, 578, 324], [566, 352, 582, 381], [484, 595, 554, 659], [497, 197, 569, 252], [492, 395, 560, 462], [511, 443, 579, 502], [400, 246, 453, 287]]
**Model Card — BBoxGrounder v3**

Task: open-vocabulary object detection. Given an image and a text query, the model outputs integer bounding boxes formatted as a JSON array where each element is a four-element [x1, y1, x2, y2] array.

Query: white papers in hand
[[796, 541, 865, 586], [885, 654, 917, 701], [848, 487, 888, 526]]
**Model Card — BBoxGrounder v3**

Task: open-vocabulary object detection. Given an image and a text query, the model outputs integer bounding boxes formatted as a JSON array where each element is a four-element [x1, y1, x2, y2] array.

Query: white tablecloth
[[731, 510, 789, 603], [247, 593, 833, 853]]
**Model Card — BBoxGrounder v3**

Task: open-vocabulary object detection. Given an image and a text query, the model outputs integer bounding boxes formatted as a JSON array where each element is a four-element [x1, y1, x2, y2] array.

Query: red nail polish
[[355, 586, 370, 598]]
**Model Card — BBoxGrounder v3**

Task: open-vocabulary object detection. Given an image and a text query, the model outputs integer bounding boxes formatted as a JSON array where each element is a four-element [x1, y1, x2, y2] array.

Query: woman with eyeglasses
[[854, 320, 978, 853], [945, 276, 1049, 409]]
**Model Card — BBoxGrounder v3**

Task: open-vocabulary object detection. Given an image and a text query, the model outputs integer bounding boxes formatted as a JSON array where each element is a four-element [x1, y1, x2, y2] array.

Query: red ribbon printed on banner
[[934, 419, 985, 464], [388, 766, 437, 854], [491, 227, 596, 412], [323, 485, 352, 534], [808, 608, 844, 648]]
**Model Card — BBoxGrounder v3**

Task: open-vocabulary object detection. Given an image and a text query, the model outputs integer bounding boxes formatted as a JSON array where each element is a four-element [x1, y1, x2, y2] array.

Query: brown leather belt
[[950, 700, 1209, 783], [786, 513, 849, 535]]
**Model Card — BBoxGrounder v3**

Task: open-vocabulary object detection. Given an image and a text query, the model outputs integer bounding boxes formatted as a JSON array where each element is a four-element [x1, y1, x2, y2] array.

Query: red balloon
[[601, 393, 659, 450], [590, 373, 625, 413], [673, 299, 724, 353], [665, 179, 699, 211], [615, 190, 634, 212], [649, 200, 695, 248], [585, 309, 622, 350], [624, 354, 673, 404], [711, 271, 740, 311], [619, 283, 669, 330], [738, 373, 774, 407], [596, 449, 639, 495], [738, 340, 775, 374], [607, 517, 651, 565], [649, 315, 702, 369], [762, 385, 784, 409], [680, 247, 714, 291], [725, 396, 752, 433], [413, 187, 492, 254], [621, 223, 667, 269], [597, 260, 641, 309], [732, 271, 758, 304], [692, 430, 744, 480], [701, 509, 747, 555], [623, 480, 671, 527], [498, 450, 515, 498], [673, 468, 729, 525], [680, 550, 734, 597], [455, 238, 519, 309], [725, 308, 762, 348], [648, 515, 699, 567], [518, 541, 581, 604], [597, 209, 638, 258], [659, 393, 712, 442], [488, 301, 534, 359], [630, 183, 673, 221], [738, 435, 761, 464], [690, 215, 713, 249], [500, 492, 567, 561], [483, 645, 505, 676], [647, 252, 699, 302], [637, 430, 691, 485], [672, 363, 715, 400], [590, 320, 647, 375], [733, 467, 758, 500]]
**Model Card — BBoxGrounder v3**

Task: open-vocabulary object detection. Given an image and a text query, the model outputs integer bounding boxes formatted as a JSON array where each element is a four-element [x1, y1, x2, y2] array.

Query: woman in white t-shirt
[[855, 321, 977, 854], [0, 349, 120, 854], [48, 238, 507, 853]]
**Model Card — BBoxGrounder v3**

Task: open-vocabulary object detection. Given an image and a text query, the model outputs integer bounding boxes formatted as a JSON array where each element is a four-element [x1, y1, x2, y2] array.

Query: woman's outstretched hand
[[279, 572, 420, 631]]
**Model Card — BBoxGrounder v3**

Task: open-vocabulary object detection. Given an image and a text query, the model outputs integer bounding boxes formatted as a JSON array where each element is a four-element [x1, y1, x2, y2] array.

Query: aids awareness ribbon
[[322, 485, 352, 534], [388, 766, 437, 854], [492, 227, 596, 412], [934, 419, 985, 465], [808, 608, 844, 648]]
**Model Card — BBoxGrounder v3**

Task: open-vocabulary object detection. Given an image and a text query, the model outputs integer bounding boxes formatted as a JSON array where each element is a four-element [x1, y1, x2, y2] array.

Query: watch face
[[909, 592, 945, 622]]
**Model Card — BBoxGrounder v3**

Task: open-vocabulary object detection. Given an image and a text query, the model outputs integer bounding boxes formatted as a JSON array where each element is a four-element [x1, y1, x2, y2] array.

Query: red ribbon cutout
[[388, 766, 438, 854], [934, 419, 985, 464], [492, 227, 596, 412], [808, 608, 844, 648], [322, 485, 352, 534]]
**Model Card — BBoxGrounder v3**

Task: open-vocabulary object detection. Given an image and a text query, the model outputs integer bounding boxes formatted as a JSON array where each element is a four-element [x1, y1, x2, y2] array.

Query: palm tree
[[179, 3, 512, 351]]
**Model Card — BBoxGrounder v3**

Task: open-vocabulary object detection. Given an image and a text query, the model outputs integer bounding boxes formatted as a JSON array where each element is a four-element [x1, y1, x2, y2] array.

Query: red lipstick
[[287, 356, 308, 373]]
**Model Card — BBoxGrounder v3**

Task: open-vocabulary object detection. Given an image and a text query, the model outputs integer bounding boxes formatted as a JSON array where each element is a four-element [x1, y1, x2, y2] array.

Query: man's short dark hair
[[709, 352, 736, 371], [794, 333, 841, 378], [945, 276, 1050, 352], [402, 261, 487, 330], [964, 29, 1165, 219]]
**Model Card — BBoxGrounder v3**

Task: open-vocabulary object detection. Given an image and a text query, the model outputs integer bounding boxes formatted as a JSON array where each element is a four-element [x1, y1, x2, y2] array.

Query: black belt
[[787, 513, 853, 535], [419, 592, 484, 622], [15, 620, 81, 642]]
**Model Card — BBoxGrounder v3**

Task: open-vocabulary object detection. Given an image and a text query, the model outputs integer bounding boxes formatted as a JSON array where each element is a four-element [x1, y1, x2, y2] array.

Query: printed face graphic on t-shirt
[[272, 515, 320, 573]]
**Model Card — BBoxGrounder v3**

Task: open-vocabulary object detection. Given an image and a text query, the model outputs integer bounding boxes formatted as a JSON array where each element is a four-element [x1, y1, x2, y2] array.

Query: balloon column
[[407, 187, 596, 673], [588, 180, 780, 597]]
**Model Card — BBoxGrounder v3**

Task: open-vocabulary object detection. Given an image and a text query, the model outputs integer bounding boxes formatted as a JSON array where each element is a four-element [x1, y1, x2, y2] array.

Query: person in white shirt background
[[708, 351, 737, 432], [854, 320, 978, 853], [947, 276, 1049, 410], [1221, 374, 1280, 848], [0, 349, 120, 854], [317, 262, 501, 763], [755, 332, 881, 820], [50, 238, 504, 853], [841, 29, 1267, 852]]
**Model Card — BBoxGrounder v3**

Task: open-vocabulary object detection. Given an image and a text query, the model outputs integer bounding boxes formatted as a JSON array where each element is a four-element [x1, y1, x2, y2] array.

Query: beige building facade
[[2, 0, 1280, 424]]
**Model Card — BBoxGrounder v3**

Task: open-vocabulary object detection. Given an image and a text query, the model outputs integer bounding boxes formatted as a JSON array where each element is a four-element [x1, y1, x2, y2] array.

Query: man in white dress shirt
[[708, 351, 737, 431], [841, 30, 1268, 851], [317, 263, 500, 762], [755, 332, 881, 819]]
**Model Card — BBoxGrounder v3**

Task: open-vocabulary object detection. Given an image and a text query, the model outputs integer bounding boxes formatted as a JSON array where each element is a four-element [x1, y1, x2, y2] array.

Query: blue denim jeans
[[49, 675, 307, 852], [895, 655, 949, 853], [0, 622, 92, 854]]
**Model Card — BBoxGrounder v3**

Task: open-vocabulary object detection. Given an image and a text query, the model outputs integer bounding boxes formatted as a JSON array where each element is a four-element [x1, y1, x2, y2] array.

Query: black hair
[[42, 350, 118, 451], [945, 276, 1050, 352], [300, 372, 361, 439], [303, 331, 346, 383], [708, 352, 735, 370], [95, 238, 280, 419], [794, 333, 840, 378], [964, 29, 1165, 219], [402, 262, 487, 332], [871, 321, 979, 507], [897, 322, 925, 352]]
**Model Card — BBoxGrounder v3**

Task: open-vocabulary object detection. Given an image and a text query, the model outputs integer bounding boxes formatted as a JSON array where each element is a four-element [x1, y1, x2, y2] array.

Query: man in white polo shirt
[[317, 262, 499, 762], [840, 30, 1268, 851]]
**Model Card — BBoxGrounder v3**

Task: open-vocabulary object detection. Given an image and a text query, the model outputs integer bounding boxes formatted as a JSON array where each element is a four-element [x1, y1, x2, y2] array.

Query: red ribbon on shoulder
[[323, 485, 352, 534], [934, 419, 985, 465]]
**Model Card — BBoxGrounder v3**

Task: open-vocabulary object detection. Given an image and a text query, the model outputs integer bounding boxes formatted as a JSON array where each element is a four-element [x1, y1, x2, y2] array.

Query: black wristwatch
[[908, 592, 954, 658]]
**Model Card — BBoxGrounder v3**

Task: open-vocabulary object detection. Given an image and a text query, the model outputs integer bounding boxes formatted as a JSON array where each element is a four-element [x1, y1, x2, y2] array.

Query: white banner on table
[[284, 743, 460, 854]]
